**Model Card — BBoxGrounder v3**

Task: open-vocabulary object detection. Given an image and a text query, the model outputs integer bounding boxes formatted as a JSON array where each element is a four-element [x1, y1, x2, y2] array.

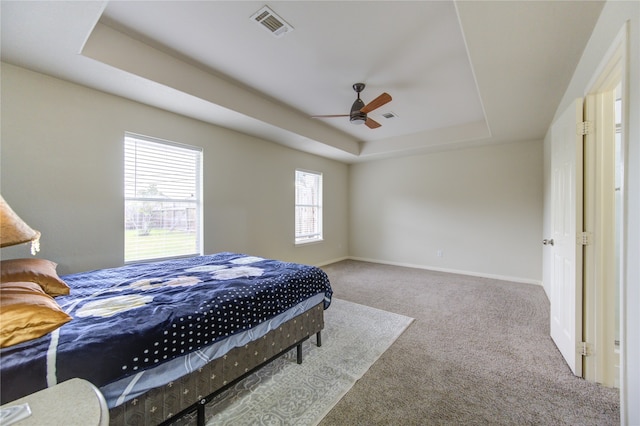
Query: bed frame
[[109, 302, 325, 425]]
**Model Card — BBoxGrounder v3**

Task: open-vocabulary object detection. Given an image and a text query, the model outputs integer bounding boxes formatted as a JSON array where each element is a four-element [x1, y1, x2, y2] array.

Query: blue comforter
[[0, 253, 332, 405]]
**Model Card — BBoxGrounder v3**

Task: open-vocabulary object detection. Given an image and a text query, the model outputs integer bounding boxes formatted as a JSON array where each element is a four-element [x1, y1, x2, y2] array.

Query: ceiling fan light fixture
[[350, 112, 367, 125], [310, 83, 392, 129]]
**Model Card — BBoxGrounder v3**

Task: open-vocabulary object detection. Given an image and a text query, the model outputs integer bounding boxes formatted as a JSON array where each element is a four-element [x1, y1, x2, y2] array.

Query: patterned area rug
[[179, 298, 413, 425]]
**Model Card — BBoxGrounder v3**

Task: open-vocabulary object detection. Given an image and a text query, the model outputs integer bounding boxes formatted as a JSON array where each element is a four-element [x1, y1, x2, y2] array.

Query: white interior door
[[549, 98, 584, 376]]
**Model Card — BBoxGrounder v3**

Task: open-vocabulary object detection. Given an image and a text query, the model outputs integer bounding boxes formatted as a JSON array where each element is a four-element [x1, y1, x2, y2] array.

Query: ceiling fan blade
[[365, 117, 382, 129], [361, 92, 392, 114], [311, 114, 350, 118]]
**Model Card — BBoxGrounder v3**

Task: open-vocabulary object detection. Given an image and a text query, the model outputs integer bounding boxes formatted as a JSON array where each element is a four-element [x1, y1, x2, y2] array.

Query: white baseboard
[[314, 256, 350, 268], [340, 256, 543, 286]]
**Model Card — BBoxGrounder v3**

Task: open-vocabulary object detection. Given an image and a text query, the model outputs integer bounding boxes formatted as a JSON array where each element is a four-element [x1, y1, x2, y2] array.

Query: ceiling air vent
[[250, 6, 294, 38], [381, 112, 398, 119]]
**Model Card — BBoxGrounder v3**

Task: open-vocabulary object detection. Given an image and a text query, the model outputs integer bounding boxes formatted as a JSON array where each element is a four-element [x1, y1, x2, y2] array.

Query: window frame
[[294, 169, 323, 245], [124, 132, 203, 263]]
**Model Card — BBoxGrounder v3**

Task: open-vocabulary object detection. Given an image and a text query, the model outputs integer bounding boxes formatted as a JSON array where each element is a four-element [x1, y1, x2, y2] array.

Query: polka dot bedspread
[[0, 252, 333, 406]]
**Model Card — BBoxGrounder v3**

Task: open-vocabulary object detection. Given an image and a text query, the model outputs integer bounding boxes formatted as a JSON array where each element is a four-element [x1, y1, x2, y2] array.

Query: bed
[[0, 252, 332, 425]]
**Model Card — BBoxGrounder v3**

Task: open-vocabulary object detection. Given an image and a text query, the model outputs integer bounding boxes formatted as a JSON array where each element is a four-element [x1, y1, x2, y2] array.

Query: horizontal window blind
[[124, 134, 202, 262], [295, 170, 323, 244]]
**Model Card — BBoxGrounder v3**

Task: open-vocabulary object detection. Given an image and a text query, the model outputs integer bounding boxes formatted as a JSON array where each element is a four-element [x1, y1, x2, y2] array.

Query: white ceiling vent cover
[[250, 6, 294, 38]]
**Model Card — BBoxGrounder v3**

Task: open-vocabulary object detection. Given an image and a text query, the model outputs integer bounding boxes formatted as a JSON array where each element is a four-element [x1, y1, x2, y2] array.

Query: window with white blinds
[[295, 169, 323, 244], [124, 134, 202, 263]]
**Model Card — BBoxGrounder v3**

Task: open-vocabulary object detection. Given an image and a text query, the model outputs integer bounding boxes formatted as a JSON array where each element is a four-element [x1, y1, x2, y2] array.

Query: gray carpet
[[319, 260, 620, 425], [182, 298, 413, 425]]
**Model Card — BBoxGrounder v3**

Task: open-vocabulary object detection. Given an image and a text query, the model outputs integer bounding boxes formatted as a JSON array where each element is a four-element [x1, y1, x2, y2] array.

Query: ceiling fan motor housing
[[350, 97, 366, 124]]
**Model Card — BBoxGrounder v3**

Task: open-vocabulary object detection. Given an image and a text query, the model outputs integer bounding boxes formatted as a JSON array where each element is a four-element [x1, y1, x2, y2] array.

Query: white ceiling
[[0, 1, 604, 163]]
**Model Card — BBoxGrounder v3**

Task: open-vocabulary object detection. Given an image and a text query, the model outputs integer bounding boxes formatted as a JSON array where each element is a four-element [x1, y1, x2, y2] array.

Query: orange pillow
[[0, 281, 72, 348], [0, 258, 70, 296]]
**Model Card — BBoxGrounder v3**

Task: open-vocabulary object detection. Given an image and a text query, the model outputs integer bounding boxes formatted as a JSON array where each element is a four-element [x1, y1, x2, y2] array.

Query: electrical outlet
[[437, 249, 443, 257]]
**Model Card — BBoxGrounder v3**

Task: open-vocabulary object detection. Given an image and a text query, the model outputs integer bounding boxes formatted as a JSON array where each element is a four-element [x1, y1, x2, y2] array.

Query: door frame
[[582, 25, 626, 387]]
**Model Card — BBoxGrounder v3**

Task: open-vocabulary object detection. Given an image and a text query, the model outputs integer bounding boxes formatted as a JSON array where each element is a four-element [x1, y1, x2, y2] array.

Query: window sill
[[295, 239, 324, 246]]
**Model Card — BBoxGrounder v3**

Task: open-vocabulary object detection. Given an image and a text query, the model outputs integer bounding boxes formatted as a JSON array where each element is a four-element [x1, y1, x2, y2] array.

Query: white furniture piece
[[0, 378, 109, 426]]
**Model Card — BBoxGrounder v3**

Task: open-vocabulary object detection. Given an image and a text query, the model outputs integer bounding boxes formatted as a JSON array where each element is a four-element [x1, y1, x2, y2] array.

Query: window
[[295, 169, 323, 244], [124, 133, 202, 262]]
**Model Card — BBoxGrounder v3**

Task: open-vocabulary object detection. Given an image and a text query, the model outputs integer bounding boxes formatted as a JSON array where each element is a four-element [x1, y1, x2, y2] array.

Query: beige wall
[[0, 63, 349, 274], [1, 62, 543, 285], [349, 141, 543, 284]]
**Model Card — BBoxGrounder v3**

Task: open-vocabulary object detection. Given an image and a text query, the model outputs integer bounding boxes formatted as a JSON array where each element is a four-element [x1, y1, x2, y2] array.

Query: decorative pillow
[[0, 281, 72, 348], [0, 258, 70, 296]]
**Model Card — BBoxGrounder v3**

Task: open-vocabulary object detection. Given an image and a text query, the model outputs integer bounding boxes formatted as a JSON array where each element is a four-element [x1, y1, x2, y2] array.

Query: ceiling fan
[[311, 83, 392, 129]]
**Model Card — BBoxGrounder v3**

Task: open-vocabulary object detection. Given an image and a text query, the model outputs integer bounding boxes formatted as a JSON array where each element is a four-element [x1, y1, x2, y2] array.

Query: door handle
[[543, 239, 554, 246]]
